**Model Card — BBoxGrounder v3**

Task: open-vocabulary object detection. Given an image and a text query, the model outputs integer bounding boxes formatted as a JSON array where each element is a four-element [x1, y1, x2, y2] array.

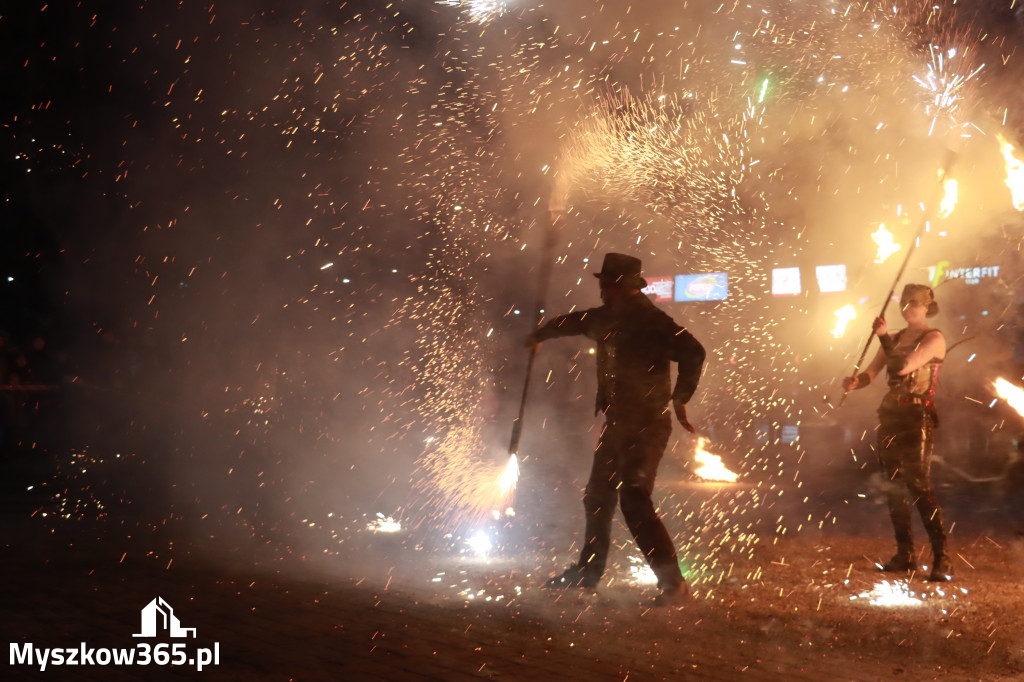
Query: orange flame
[[872, 224, 901, 264], [831, 305, 857, 339], [497, 453, 519, 500], [997, 134, 1024, 211], [938, 177, 958, 218], [694, 438, 739, 482], [994, 378, 1024, 418]]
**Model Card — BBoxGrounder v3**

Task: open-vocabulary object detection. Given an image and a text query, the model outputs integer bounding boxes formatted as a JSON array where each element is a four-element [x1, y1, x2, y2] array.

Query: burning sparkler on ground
[[366, 513, 403, 534], [851, 580, 924, 607], [693, 438, 740, 483]]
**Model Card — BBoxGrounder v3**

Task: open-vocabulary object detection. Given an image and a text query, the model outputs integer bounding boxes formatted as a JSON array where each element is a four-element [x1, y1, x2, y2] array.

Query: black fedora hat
[[592, 252, 648, 289]]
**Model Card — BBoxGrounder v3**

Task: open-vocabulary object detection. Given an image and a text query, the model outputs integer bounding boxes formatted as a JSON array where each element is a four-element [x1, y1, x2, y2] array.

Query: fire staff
[[843, 284, 952, 581], [525, 253, 705, 606]]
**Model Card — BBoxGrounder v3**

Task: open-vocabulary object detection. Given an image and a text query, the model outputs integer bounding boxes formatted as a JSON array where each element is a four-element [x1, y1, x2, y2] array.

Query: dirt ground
[[5, 496, 1024, 682]]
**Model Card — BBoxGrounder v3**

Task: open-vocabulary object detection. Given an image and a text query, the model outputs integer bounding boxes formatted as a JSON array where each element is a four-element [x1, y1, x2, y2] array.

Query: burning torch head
[[900, 283, 939, 318], [593, 252, 648, 290]]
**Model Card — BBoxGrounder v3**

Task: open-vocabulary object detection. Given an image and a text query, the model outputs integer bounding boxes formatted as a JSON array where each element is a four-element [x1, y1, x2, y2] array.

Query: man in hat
[[842, 283, 952, 581], [525, 252, 705, 606]]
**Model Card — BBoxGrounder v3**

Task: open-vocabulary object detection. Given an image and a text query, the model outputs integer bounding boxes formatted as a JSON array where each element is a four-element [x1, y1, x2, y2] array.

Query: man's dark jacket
[[533, 293, 705, 416]]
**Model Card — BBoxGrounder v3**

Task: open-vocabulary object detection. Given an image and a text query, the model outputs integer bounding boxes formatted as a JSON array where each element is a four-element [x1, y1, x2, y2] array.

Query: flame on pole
[[871, 224, 902, 264], [505, 171, 569, 500], [997, 134, 1024, 211], [496, 453, 519, 499], [994, 378, 1024, 418], [938, 177, 958, 218], [831, 305, 857, 339]]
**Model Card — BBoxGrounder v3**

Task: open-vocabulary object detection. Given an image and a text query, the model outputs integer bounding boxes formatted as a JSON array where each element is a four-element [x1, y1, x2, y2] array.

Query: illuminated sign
[[771, 267, 801, 297], [642, 276, 674, 302], [815, 264, 847, 293], [674, 273, 728, 302], [928, 261, 1000, 286]]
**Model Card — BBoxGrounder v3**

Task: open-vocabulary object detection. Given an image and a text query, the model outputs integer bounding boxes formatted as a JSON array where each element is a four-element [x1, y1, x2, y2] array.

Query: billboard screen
[[642, 276, 674, 302], [815, 264, 847, 293], [674, 272, 728, 302], [771, 267, 801, 297], [928, 261, 1001, 286]]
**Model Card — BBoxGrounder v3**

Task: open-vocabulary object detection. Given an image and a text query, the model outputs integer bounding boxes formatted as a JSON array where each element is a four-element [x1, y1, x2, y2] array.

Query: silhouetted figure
[[526, 253, 705, 606]]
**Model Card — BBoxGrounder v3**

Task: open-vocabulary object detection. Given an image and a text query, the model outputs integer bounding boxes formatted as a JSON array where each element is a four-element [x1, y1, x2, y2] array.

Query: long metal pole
[[508, 206, 565, 456], [837, 149, 957, 407], [508, 211, 563, 455]]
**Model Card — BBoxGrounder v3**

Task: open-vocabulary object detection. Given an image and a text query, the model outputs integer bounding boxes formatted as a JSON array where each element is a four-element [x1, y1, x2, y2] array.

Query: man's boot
[[881, 544, 915, 573], [928, 546, 953, 582], [652, 580, 689, 607], [542, 565, 599, 589]]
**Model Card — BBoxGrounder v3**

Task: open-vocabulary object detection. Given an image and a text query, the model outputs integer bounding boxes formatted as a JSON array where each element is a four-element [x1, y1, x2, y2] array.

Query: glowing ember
[[831, 305, 857, 339], [851, 580, 923, 607], [938, 177, 958, 218], [994, 378, 1024, 417], [694, 438, 739, 482], [872, 224, 901, 264], [997, 134, 1024, 211], [366, 513, 402, 534]]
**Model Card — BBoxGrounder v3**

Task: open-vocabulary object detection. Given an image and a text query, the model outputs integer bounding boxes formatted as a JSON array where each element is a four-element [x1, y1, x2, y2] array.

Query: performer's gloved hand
[[673, 398, 696, 433], [872, 316, 896, 354], [523, 332, 541, 351], [843, 372, 872, 391]]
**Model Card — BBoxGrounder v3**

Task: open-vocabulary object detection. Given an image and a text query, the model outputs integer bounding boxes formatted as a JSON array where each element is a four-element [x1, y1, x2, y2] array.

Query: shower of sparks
[[994, 378, 1024, 417], [438, 0, 508, 23], [497, 454, 519, 505], [997, 134, 1024, 211], [831, 305, 858, 339], [466, 530, 494, 557], [851, 580, 924, 607], [938, 178, 958, 218], [25, 0, 1022, 595], [366, 513, 403, 534], [912, 43, 984, 134], [693, 438, 739, 483], [558, 91, 750, 219], [628, 555, 659, 586], [872, 224, 902, 264]]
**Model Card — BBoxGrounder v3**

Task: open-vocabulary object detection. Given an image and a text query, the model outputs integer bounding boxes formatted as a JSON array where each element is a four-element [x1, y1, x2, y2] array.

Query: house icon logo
[[132, 597, 197, 638]]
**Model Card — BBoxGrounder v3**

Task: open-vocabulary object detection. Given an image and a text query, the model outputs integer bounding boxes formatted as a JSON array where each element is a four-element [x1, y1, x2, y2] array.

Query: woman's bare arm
[[897, 330, 946, 376]]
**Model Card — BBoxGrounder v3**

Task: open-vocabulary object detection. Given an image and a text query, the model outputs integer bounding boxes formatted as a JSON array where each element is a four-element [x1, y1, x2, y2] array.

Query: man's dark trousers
[[575, 407, 684, 590]]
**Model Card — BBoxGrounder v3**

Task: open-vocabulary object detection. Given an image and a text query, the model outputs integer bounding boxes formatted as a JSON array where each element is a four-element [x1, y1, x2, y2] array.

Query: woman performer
[[843, 284, 951, 582]]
